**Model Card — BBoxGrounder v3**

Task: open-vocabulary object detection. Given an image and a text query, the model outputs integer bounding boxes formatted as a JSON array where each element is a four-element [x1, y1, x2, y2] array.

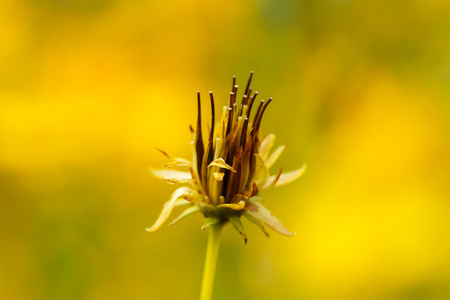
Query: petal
[[150, 168, 192, 184], [162, 178, 194, 184], [265, 145, 286, 169], [244, 200, 294, 236], [263, 167, 283, 190], [182, 192, 205, 203], [228, 215, 247, 244], [243, 211, 270, 237], [259, 134, 276, 161], [169, 205, 202, 226], [273, 164, 306, 187], [162, 158, 193, 168], [208, 158, 237, 172], [217, 200, 245, 211], [253, 154, 270, 189], [146, 187, 193, 232], [174, 199, 191, 207]]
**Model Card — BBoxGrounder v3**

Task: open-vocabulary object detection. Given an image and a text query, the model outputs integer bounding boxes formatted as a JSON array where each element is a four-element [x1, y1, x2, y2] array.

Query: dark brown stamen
[[207, 91, 215, 164], [252, 100, 265, 132], [231, 76, 236, 93], [244, 71, 253, 97], [238, 94, 247, 117], [196, 91, 205, 180], [254, 97, 272, 131], [225, 147, 243, 202], [231, 85, 238, 107], [246, 91, 258, 118], [226, 106, 233, 137], [246, 88, 253, 103], [240, 117, 249, 149]]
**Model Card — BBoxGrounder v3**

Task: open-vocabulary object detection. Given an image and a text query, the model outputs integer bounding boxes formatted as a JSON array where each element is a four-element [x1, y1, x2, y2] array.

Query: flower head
[[147, 72, 306, 242]]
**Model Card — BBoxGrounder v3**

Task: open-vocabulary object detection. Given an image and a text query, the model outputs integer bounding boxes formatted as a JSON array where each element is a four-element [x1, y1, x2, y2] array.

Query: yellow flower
[[147, 72, 306, 243]]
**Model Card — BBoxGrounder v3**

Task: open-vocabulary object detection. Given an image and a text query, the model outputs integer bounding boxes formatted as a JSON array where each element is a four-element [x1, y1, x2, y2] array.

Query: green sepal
[[201, 216, 221, 231], [169, 205, 202, 226], [228, 215, 248, 244]]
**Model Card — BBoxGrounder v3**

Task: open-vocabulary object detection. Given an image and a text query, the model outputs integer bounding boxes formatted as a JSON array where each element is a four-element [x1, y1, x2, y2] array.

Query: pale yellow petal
[[262, 167, 283, 190], [162, 158, 192, 168], [274, 164, 306, 187], [243, 211, 270, 237], [150, 168, 192, 184], [162, 178, 195, 184], [244, 200, 294, 236], [265, 145, 286, 169], [146, 187, 193, 232], [253, 154, 269, 189], [259, 134, 275, 161]]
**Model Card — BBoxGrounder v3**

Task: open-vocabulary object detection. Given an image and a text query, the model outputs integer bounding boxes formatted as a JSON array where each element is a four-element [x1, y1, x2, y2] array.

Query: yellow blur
[[1, 0, 450, 299]]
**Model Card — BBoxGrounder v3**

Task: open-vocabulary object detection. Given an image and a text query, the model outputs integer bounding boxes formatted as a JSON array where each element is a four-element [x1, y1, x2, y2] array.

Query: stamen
[[246, 91, 258, 119], [255, 97, 272, 131], [231, 85, 238, 107], [196, 91, 205, 180], [240, 117, 249, 149], [238, 94, 247, 116], [246, 88, 253, 104], [226, 106, 233, 137], [244, 71, 253, 97], [208, 91, 216, 164], [231, 75, 236, 93], [252, 99, 265, 132]]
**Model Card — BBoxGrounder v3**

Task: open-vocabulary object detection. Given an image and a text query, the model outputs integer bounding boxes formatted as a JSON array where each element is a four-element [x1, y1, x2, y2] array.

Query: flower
[[147, 72, 306, 243]]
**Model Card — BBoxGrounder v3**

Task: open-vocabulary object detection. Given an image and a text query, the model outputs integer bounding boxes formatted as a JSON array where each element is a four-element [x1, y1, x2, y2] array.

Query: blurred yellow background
[[1, 0, 450, 299]]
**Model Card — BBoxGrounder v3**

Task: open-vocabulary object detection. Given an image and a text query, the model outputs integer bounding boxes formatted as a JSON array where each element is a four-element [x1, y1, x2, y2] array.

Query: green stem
[[200, 222, 224, 300]]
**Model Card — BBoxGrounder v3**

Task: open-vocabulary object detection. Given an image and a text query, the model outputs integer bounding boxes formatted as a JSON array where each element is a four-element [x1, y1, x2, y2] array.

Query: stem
[[200, 222, 224, 300]]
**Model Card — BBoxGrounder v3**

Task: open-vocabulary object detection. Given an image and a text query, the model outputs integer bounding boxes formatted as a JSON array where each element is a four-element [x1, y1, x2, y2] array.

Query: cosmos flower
[[147, 72, 305, 243]]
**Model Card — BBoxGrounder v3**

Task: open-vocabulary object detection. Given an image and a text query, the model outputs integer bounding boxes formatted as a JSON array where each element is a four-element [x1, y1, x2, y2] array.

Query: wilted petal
[[162, 158, 193, 168], [217, 200, 245, 210], [253, 154, 269, 189], [169, 205, 202, 226], [146, 187, 193, 232], [243, 211, 270, 237], [265, 145, 286, 169], [263, 167, 283, 190], [272, 164, 306, 187], [244, 200, 294, 236], [208, 158, 237, 172], [182, 192, 205, 203], [228, 215, 247, 244], [259, 134, 275, 161], [150, 168, 192, 184], [162, 178, 194, 184]]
